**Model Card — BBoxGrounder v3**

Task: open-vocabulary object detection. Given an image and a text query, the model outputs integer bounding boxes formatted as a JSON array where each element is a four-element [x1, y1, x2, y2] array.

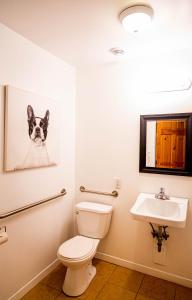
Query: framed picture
[[4, 85, 59, 171]]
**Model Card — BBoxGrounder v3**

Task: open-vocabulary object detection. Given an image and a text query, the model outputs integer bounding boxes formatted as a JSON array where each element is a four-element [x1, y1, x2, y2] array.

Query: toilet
[[57, 201, 113, 296]]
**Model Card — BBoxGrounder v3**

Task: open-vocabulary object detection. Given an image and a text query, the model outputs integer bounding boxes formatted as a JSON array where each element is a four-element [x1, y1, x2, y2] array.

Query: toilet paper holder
[[0, 226, 6, 234]]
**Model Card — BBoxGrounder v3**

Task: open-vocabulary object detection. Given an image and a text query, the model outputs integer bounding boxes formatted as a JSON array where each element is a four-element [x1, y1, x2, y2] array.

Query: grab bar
[[80, 186, 118, 197], [0, 188, 67, 219]]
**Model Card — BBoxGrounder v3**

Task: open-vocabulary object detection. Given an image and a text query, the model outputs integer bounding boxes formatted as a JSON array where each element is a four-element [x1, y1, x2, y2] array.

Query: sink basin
[[130, 193, 188, 228]]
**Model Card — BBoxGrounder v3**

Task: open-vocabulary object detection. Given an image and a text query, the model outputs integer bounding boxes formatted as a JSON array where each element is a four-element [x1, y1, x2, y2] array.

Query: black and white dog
[[27, 105, 49, 145], [22, 105, 51, 168]]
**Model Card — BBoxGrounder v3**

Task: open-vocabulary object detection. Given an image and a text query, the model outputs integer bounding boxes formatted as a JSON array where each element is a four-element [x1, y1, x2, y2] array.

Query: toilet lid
[[58, 236, 97, 260]]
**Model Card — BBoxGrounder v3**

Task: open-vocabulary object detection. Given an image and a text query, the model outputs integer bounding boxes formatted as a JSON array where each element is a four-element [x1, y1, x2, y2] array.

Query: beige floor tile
[[55, 293, 68, 300], [54, 265, 67, 277], [139, 275, 176, 300], [93, 258, 116, 279], [56, 288, 99, 300], [108, 265, 144, 293], [55, 292, 77, 299], [136, 294, 157, 300], [77, 270, 111, 300], [96, 282, 136, 300], [21, 283, 60, 300], [175, 285, 192, 300], [41, 266, 66, 291]]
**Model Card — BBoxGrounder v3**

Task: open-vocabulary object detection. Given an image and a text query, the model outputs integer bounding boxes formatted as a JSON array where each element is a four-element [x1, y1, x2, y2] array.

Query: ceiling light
[[119, 5, 153, 34]]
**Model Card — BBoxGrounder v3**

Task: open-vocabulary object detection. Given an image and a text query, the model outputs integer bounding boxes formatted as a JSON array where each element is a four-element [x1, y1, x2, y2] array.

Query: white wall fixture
[[119, 4, 153, 33], [130, 192, 188, 228], [130, 192, 188, 253]]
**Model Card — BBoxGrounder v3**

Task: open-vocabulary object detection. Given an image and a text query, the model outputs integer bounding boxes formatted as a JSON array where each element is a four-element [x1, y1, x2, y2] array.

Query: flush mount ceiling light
[[119, 4, 153, 33]]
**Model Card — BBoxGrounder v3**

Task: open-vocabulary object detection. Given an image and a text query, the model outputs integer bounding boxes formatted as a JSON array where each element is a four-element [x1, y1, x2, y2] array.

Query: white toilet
[[57, 201, 113, 296]]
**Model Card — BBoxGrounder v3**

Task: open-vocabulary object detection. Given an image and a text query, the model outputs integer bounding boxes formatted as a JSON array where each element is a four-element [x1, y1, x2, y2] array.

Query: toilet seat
[[57, 236, 99, 261]]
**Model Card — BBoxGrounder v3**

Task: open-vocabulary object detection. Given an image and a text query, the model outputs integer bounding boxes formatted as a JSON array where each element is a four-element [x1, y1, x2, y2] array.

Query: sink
[[130, 193, 188, 228]]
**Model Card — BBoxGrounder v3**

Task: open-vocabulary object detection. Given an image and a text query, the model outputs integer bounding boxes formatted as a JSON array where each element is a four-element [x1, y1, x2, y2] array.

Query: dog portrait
[[4, 86, 58, 171], [22, 105, 50, 168]]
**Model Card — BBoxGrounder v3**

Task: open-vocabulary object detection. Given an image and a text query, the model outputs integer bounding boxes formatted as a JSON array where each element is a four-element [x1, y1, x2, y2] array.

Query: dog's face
[[27, 105, 50, 144]]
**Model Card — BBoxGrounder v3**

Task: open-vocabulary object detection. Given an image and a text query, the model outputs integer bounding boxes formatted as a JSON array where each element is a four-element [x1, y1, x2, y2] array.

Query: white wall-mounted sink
[[130, 193, 188, 228]]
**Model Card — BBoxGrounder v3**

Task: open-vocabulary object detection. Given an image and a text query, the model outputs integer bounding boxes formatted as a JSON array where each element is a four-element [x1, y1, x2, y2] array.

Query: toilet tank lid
[[75, 201, 113, 213]]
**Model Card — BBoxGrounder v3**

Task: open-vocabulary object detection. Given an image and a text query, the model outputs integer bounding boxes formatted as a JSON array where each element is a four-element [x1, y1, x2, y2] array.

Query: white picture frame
[[4, 86, 59, 171]]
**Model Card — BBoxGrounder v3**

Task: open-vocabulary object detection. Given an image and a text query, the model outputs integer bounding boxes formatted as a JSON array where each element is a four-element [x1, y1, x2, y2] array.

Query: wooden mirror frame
[[139, 113, 192, 176]]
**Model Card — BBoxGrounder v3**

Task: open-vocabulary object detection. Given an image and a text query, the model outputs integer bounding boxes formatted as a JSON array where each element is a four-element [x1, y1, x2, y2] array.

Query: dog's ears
[[44, 110, 50, 123], [27, 105, 35, 121]]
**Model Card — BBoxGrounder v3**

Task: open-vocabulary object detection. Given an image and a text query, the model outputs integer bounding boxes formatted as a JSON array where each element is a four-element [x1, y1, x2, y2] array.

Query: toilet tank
[[75, 202, 113, 239]]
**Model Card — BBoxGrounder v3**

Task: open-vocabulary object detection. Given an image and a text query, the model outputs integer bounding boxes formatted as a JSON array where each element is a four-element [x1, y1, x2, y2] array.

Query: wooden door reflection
[[156, 120, 186, 169]]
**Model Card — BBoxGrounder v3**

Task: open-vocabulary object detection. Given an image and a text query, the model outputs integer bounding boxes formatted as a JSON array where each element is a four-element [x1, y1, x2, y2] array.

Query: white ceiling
[[0, 0, 192, 66]]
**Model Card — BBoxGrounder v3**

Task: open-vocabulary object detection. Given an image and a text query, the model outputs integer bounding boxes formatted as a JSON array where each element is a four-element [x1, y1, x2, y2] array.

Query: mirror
[[140, 113, 192, 176]]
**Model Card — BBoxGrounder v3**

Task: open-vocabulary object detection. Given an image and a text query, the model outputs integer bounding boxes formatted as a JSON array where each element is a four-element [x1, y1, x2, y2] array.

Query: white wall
[[76, 50, 192, 286], [0, 24, 76, 300]]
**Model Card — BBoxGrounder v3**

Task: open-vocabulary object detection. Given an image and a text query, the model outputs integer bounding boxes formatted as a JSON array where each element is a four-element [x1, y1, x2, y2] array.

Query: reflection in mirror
[[140, 113, 192, 176], [146, 119, 187, 169]]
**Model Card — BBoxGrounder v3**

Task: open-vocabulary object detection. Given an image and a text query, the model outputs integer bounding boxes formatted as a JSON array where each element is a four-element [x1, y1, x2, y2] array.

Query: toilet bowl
[[57, 235, 99, 296], [57, 201, 113, 296]]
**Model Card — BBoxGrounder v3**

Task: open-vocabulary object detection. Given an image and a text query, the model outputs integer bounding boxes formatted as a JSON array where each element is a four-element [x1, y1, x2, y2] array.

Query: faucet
[[155, 187, 169, 200]]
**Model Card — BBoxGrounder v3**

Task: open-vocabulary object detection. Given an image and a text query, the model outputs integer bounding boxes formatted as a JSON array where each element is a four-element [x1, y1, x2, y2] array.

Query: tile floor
[[21, 259, 192, 300]]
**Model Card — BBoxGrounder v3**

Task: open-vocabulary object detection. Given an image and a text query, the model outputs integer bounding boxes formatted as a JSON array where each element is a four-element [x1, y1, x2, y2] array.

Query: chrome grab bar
[[80, 186, 118, 198], [0, 188, 67, 219]]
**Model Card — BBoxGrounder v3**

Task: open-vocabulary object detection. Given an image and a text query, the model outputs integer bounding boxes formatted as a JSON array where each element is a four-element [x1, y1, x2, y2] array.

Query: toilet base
[[63, 261, 96, 296]]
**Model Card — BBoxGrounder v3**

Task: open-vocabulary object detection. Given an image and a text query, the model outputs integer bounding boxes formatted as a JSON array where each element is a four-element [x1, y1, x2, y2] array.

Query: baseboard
[[96, 252, 192, 288], [8, 259, 60, 300]]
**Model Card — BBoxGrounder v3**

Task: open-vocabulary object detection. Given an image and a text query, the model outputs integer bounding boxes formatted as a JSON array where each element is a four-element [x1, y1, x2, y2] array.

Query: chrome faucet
[[155, 187, 169, 200]]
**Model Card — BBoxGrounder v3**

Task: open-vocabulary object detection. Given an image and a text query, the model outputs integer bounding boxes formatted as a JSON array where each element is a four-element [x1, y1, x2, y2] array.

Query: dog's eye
[[39, 121, 43, 127], [33, 121, 36, 126]]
